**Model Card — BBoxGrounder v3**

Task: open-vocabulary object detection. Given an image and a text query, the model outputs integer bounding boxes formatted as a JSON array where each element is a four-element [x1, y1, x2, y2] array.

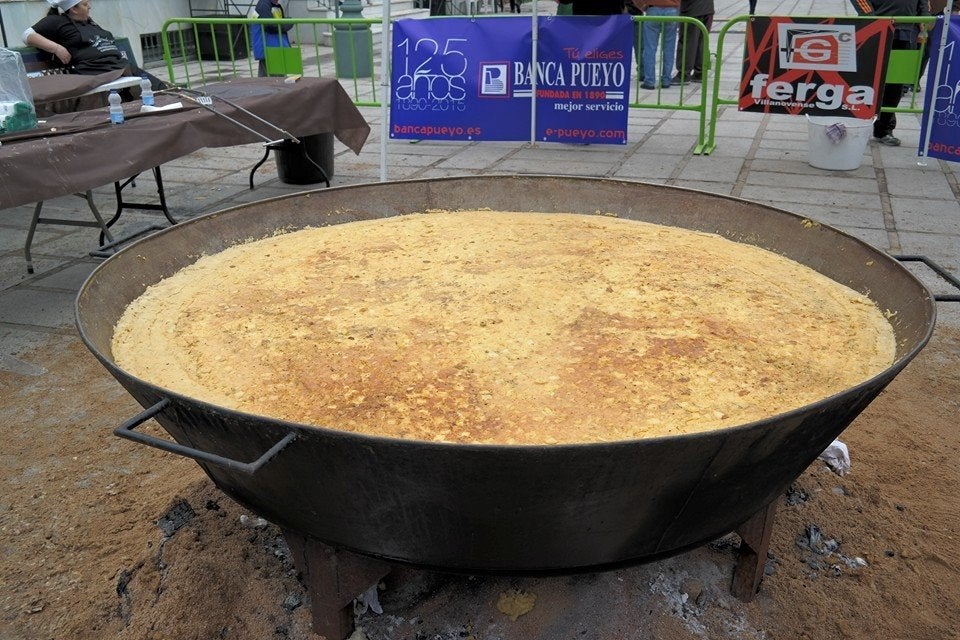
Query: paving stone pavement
[[2, 0, 959, 369]]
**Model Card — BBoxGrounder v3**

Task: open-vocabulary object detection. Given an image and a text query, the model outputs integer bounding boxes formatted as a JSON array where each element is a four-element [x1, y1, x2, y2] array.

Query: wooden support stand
[[283, 530, 392, 640], [283, 502, 777, 637], [731, 500, 778, 602]]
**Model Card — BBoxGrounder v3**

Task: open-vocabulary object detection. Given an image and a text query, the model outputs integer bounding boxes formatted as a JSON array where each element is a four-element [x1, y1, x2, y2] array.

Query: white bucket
[[805, 115, 875, 171]]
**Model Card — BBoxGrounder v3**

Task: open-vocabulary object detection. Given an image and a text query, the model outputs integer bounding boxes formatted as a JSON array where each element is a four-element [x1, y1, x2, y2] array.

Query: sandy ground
[[0, 324, 958, 640]]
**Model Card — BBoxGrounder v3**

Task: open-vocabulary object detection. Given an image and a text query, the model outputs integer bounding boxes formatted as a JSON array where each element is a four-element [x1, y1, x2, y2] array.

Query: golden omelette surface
[[112, 211, 896, 445]]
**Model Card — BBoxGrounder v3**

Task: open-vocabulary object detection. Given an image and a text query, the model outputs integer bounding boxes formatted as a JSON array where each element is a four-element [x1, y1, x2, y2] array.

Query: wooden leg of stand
[[731, 500, 777, 602], [283, 530, 392, 640]]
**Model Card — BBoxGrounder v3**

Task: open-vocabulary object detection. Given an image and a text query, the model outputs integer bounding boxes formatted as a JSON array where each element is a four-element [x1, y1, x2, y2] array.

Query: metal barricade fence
[[160, 17, 381, 106], [163, 15, 712, 148], [631, 14, 712, 154], [705, 14, 936, 155], [163, 14, 937, 158]]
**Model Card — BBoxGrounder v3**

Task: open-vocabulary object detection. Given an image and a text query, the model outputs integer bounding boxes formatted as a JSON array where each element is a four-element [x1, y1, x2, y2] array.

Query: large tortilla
[[112, 210, 896, 444]]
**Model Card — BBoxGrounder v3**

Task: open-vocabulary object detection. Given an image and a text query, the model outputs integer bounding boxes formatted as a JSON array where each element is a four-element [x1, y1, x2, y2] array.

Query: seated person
[[22, 0, 163, 114], [22, 0, 131, 75]]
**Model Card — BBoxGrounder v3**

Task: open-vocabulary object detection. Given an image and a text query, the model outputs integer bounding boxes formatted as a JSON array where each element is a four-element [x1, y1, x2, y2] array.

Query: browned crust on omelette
[[112, 211, 896, 444]]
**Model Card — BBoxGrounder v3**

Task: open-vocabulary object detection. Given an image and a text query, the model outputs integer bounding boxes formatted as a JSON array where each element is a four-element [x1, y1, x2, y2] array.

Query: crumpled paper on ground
[[354, 584, 383, 615], [818, 439, 850, 475]]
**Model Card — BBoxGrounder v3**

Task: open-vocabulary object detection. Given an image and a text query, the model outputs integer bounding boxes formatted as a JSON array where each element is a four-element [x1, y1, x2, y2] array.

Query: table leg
[[24, 201, 44, 275], [151, 166, 176, 225], [23, 191, 115, 274], [84, 190, 115, 245], [107, 166, 177, 243]]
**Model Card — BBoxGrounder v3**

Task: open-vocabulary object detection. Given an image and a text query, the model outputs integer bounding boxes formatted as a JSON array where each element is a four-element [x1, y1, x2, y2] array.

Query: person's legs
[[641, 10, 665, 88], [659, 8, 679, 87], [874, 82, 901, 142], [677, 18, 702, 80], [674, 21, 689, 81], [912, 32, 931, 93], [126, 65, 169, 90], [633, 16, 644, 81], [689, 13, 712, 77], [875, 39, 911, 144]]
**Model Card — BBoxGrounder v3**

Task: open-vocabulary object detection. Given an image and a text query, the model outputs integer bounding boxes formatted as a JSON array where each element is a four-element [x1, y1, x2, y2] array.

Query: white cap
[[48, 0, 83, 11]]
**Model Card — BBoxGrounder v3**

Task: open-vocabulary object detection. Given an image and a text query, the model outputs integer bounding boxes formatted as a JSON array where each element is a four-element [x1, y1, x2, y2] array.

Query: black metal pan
[[76, 176, 935, 572]]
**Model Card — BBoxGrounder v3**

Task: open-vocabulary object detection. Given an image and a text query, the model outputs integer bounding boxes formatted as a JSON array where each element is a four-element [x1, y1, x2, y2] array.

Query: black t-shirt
[[32, 15, 127, 75]]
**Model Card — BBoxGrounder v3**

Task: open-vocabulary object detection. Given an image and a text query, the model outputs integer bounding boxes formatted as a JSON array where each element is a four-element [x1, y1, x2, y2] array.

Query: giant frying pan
[[76, 176, 935, 572]]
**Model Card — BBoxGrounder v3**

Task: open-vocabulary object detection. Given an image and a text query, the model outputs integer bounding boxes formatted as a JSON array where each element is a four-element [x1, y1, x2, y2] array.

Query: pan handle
[[114, 399, 297, 475], [893, 255, 960, 302]]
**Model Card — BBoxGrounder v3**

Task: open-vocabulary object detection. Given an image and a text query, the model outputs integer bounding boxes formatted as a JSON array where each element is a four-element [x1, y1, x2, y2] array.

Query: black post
[[0, 7, 8, 48]]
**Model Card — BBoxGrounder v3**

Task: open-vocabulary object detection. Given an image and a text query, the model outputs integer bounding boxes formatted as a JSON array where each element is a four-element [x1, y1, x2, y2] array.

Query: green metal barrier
[[162, 15, 714, 149], [705, 14, 936, 155], [630, 15, 712, 154], [160, 17, 381, 106]]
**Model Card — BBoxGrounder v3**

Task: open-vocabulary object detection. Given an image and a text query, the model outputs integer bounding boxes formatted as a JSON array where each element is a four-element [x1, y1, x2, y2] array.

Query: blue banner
[[390, 16, 632, 144], [920, 16, 960, 162], [536, 15, 633, 144]]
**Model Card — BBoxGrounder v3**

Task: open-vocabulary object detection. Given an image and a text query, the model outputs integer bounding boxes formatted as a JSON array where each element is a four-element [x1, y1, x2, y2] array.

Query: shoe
[[641, 83, 656, 90], [690, 72, 703, 82], [660, 81, 672, 89], [875, 134, 901, 147], [671, 73, 689, 85]]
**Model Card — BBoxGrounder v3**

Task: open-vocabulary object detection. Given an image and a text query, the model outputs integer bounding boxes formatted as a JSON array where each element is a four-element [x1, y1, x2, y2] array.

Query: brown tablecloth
[[28, 70, 127, 104], [0, 77, 370, 210]]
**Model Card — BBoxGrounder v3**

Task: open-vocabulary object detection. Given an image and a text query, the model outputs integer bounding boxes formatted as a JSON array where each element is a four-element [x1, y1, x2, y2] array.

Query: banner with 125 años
[[390, 15, 633, 144], [920, 16, 960, 162]]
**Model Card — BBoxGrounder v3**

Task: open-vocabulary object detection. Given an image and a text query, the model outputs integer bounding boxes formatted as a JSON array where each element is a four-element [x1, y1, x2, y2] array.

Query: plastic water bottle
[[108, 90, 124, 125], [140, 76, 154, 107]]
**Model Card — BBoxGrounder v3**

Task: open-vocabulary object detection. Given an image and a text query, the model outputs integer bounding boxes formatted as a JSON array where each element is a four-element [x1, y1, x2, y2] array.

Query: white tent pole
[[530, 1, 539, 144], [380, 0, 392, 182], [919, 2, 954, 165]]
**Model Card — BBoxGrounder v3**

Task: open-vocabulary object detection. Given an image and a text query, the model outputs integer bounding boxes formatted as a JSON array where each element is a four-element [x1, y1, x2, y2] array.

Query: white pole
[[530, 0, 539, 144], [380, 0, 392, 182], [919, 2, 954, 166]]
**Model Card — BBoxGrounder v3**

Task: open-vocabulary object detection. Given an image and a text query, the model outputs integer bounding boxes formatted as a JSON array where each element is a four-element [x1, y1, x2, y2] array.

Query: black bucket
[[274, 133, 334, 184], [196, 21, 249, 61]]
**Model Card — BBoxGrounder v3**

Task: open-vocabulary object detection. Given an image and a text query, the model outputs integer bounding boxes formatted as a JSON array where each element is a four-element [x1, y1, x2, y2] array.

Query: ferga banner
[[739, 17, 893, 118], [389, 15, 633, 144], [920, 15, 960, 162]]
